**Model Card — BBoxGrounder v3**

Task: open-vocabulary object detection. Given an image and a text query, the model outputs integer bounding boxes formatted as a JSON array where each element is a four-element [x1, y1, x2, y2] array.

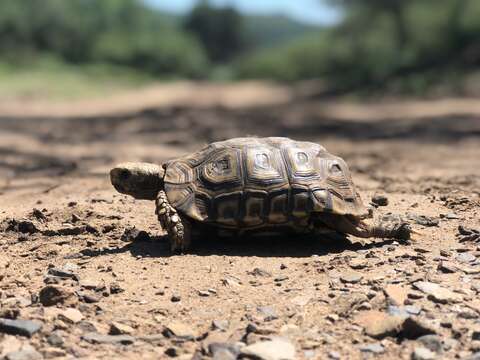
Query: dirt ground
[[0, 83, 479, 360]]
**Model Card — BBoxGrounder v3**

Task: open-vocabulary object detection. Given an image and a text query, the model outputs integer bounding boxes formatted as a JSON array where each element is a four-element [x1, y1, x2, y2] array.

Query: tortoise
[[110, 137, 410, 252]]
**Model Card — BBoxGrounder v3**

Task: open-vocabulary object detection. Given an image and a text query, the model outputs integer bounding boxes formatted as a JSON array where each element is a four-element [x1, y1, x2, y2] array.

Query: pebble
[[109, 282, 125, 294], [120, 227, 150, 242], [340, 271, 363, 284], [5, 345, 42, 360], [17, 221, 38, 234], [328, 351, 341, 359], [212, 348, 236, 360], [402, 317, 437, 339], [48, 263, 79, 281], [457, 252, 476, 263], [354, 310, 403, 339], [412, 346, 436, 360], [417, 334, 443, 353], [171, 295, 181, 302], [250, 268, 272, 277], [241, 338, 295, 360], [82, 332, 135, 345], [209, 343, 241, 358], [109, 321, 135, 335], [257, 306, 278, 321], [0, 335, 22, 355], [413, 281, 462, 304], [359, 343, 385, 354], [349, 259, 367, 269], [383, 284, 408, 306], [371, 194, 389, 206], [437, 261, 458, 273], [42, 347, 67, 358], [407, 214, 439, 227], [0, 319, 42, 338], [163, 321, 198, 340], [39, 285, 75, 306], [46, 332, 64, 347], [58, 308, 84, 324], [211, 320, 229, 331]]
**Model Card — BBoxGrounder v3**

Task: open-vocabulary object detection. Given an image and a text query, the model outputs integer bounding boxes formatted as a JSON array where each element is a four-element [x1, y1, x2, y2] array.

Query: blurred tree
[[183, 0, 245, 62], [0, 0, 209, 77], [329, 0, 411, 51]]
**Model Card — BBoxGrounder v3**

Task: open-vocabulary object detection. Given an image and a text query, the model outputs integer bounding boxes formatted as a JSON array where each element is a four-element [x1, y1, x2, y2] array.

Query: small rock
[[257, 306, 278, 321], [82, 332, 134, 345], [328, 351, 341, 359], [359, 343, 384, 354], [349, 259, 367, 269], [437, 261, 458, 273], [457, 252, 476, 263], [17, 221, 38, 234], [407, 214, 439, 227], [413, 281, 462, 304], [0, 319, 42, 338], [412, 347, 436, 360], [171, 295, 181, 302], [211, 320, 229, 331], [198, 290, 210, 297], [241, 338, 295, 360], [340, 271, 363, 284], [5, 345, 42, 360], [212, 348, 236, 360], [80, 292, 101, 304], [209, 343, 241, 359], [109, 322, 135, 335], [402, 317, 437, 339], [47, 267, 79, 281], [79, 278, 103, 290], [417, 335, 443, 353], [472, 329, 480, 341], [58, 308, 83, 324], [383, 284, 408, 306], [163, 321, 198, 340], [444, 213, 460, 220], [0, 335, 22, 356], [120, 227, 150, 242], [404, 305, 422, 316], [42, 347, 66, 359], [39, 285, 75, 306], [46, 332, 64, 347], [31, 209, 47, 222], [109, 282, 124, 294], [249, 268, 272, 277], [371, 194, 389, 206], [354, 311, 403, 339]]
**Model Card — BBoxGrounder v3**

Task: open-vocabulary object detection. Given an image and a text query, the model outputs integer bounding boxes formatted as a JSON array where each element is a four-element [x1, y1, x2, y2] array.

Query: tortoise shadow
[[78, 233, 398, 259]]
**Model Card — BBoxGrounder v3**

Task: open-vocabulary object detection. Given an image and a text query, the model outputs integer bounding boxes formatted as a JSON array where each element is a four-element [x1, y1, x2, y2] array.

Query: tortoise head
[[110, 162, 165, 200]]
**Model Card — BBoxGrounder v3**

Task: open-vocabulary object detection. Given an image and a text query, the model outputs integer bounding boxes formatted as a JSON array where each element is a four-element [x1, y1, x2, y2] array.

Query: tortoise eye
[[330, 163, 342, 173]]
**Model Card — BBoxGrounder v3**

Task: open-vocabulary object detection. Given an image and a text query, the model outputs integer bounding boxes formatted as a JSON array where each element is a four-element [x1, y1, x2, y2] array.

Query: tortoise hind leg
[[155, 191, 192, 253], [314, 213, 411, 241]]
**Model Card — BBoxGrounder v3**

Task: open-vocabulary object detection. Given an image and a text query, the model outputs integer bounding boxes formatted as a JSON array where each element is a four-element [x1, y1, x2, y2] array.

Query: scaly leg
[[155, 191, 192, 253], [314, 213, 412, 241]]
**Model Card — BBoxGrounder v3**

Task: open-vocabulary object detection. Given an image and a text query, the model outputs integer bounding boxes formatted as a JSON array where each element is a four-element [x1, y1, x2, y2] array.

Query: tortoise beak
[[110, 168, 127, 193]]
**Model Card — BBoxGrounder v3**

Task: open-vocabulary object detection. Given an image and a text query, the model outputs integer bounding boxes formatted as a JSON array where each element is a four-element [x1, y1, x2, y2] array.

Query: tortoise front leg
[[155, 191, 192, 253]]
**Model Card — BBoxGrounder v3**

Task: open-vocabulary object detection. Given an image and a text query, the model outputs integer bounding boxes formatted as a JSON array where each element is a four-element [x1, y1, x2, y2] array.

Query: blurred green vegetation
[[0, 0, 479, 97], [237, 0, 480, 94]]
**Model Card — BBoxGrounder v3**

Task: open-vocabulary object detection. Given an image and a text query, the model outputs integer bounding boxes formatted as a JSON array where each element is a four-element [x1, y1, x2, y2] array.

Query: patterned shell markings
[[163, 137, 366, 228]]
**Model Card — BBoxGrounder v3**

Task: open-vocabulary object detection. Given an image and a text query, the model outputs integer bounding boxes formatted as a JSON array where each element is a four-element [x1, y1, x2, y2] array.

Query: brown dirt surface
[[1, 82, 480, 359]]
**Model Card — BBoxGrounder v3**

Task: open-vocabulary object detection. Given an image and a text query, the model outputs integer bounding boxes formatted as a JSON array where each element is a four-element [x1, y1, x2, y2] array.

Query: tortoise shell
[[163, 137, 366, 229]]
